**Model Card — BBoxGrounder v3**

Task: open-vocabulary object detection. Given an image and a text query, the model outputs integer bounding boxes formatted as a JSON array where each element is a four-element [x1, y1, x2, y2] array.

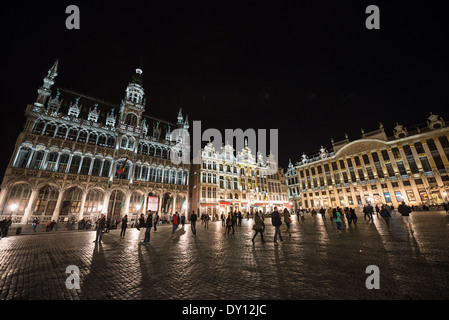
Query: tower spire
[[35, 59, 59, 107], [177, 107, 184, 126]]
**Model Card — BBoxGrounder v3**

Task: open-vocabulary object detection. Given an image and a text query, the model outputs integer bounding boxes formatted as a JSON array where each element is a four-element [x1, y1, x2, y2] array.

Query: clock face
[[321, 153, 327, 159]]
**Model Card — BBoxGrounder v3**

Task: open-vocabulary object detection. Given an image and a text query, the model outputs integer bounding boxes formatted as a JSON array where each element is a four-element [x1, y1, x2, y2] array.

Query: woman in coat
[[251, 212, 265, 243]]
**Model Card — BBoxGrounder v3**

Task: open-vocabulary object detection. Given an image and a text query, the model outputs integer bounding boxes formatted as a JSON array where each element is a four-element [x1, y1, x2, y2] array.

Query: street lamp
[[10, 203, 18, 216]]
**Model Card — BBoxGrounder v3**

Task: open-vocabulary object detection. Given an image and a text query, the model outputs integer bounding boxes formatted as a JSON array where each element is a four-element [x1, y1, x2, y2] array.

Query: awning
[[201, 203, 218, 206], [284, 203, 291, 209], [219, 202, 231, 205]]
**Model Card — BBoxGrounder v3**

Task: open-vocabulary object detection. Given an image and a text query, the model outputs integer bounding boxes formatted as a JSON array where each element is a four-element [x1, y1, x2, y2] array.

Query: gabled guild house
[[286, 115, 449, 211]]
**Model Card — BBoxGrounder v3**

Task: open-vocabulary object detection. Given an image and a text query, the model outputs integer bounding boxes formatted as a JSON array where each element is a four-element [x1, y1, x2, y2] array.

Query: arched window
[[2, 184, 32, 215], [133, 164, 141, 180], [15, 147, 33, 168], [91, 158, 102, 176], [88, 132, 98, 145], [79, 157, 92, 175], [141, 166, 149, 181], [55, 126, 67, 138], [97, 134, 107, 146], [29, 150, 45, 170], [57, 154, 70, 172], [84, 189, 104, 215], [34, 186, 59, 216], [107, 136, 115, 148], [101, 160, 111, 177], [141, 143, 149, 155], [67, 128, 78, 141], [60, 187, 82, 216], [128, 137, 135, 150], [78, 131, 88, 143], [120, 136, 128, 149], [147, 145, 155, 156], [69, 156, 82, 174], [33, 120, 46, 134], [43, 123, 57, 137], [108, 190, 125, 221], [125, 113, 138, 127], [45, 152, 59, 171], [129, 192, 143, 215]]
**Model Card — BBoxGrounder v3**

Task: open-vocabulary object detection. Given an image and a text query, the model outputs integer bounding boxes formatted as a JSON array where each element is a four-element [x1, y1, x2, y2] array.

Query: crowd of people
[[5, 199, 446, 244]]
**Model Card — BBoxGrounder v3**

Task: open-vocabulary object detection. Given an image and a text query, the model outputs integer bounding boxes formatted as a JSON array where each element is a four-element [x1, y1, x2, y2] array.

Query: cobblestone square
[[1, 210, 449, 300]]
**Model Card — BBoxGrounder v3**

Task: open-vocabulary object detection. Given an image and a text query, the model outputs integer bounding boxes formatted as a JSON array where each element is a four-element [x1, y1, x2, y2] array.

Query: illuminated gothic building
[[190, 140, 289, 217], [286, 114, 449, 210], [0, 60, 190, 224]]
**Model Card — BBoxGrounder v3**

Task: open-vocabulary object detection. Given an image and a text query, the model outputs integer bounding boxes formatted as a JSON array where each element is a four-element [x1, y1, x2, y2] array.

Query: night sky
[[0, 1, 447, 181]]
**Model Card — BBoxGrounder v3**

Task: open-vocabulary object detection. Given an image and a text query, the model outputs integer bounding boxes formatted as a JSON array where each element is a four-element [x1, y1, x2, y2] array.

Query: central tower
[[119, 68, 146, 127]]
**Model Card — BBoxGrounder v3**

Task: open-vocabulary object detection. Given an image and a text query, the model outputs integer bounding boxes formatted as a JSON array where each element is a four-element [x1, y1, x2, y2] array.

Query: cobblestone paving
[[1, 211, 449, 300]]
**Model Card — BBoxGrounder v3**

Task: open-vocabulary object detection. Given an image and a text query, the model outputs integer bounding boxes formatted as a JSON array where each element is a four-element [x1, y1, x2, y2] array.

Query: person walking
[[143, 211, 152, 244], [190, 210, 197, 235], [251, 211, 265, 243], [220, 212, 225, 227], [327, 207, 333, 222], [283, 208, 292, 237], [350, 207, 358, 226], [380, 205, 392, 230], [120, 215, 128, 239], [375, 204, 380, 218], [334, 208, 342, 233], [319, 207, 326, 221], [172, 212, 179, 234], [238, 211, 243, 227], [32, 217, 39, 232], [259, 210, 265, 232], [271, 206, 284, 243], [204, 213, 209, 229], [181, 213, 186, 229], [398, 201, 413, 232], [94, 214, 106, 243], [45, 220, 51, 232], [311, 208, 317, 222], [345, 207, 352, 225], [225, 214, 233, 235], [153, 212, 159, 232], [137, 214, 146, 242]]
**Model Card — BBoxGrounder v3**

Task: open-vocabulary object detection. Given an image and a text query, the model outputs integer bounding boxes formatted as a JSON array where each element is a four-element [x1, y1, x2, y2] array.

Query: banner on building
[[147, 196, 159, 211]]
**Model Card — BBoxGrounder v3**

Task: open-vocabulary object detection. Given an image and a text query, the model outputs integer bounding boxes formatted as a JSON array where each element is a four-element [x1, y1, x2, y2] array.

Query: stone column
[[172, 193, 177, 214], [51, 190, 65, 222], [122, 191, 131, 217], [21, 188, 39, 224], [78, 190, 88, 220]]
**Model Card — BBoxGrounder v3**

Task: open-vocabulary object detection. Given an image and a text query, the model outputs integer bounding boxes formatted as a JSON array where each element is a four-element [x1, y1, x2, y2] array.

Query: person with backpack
[[380, 205, 392, 230], [271, 207, 284, 243], [283, 208, 292, 237], [334, 208, 342, 233]]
